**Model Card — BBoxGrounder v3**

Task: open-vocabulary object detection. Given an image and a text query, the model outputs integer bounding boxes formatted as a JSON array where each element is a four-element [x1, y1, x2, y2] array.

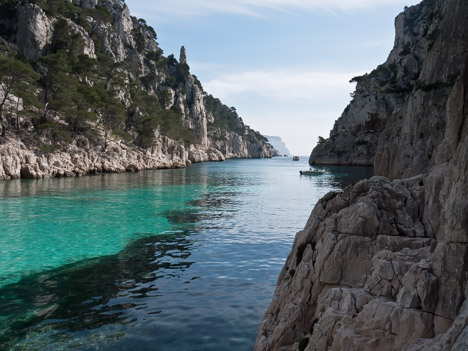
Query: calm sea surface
[[0, 157, 372, 350]]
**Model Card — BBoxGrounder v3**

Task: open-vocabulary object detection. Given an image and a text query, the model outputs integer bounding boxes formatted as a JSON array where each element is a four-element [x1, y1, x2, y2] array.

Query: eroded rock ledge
[[256, 176, 467, 350], [0, 136, 227, 180]]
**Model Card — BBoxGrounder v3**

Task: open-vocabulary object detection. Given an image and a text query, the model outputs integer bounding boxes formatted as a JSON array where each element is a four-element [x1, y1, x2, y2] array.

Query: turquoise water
[[0, 158, 372, 350]]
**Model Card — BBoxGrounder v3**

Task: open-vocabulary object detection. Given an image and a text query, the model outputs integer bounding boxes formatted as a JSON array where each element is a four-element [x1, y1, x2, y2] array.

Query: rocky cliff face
[[0, 0, 274, 180], [266, 136, 290, 156], [310, 0, 444, 166], [257, 0, 468, 350]]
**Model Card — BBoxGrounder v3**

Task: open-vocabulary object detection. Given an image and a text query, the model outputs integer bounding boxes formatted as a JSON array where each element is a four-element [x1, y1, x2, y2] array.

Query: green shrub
[[317, 136, 327, 144]]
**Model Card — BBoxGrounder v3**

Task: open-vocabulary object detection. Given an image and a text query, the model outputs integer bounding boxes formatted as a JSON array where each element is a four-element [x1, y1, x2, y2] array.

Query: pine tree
[[0, 57, 39, 136], [95, 87, 126, 150]]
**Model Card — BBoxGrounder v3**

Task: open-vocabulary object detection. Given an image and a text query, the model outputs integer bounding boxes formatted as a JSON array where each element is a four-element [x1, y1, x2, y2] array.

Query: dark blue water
[[0, 157, 372, 350]]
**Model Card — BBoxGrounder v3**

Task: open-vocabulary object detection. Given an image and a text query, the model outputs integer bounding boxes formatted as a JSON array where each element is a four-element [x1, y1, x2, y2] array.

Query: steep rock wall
[[0, 0, 274, 180], [309, 0, 443, 166], [257, 0, 468, 350]]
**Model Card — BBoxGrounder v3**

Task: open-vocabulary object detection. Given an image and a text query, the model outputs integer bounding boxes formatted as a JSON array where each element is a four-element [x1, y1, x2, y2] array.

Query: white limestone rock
[[16, 4, 54, 60]]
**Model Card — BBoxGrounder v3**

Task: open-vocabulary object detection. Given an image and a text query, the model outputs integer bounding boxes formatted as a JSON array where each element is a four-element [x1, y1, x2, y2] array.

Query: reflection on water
[[0, 158, 373, 350], [317, 165, 374, 189], [0, 169, 198, 199]]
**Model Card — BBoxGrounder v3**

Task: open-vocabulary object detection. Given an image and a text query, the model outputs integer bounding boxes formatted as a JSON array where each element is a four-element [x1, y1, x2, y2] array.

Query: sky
[[127, 0, 421, 155]]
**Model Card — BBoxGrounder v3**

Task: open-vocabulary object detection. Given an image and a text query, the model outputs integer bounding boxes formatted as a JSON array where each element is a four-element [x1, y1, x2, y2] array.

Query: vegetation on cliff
[[0, 0, 273, 165]]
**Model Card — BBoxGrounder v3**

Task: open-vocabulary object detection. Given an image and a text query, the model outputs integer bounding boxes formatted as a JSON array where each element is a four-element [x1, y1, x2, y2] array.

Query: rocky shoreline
[[0, 134, 259, 180], [256, 0, 468, 350]]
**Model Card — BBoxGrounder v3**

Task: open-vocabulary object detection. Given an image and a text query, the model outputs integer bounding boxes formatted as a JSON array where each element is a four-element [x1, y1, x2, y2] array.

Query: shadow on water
[[189, 191, 240, 217], [0, 232, 196, 350], [0, 186, 242, 351], [165, 189, 240, 231], [318, 165, 374, 189]]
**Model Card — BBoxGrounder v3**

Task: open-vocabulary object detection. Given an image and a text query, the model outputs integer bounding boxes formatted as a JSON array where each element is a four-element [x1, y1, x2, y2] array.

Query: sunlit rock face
[[257, 0, 468, 350], [16, 4, 54, 60], [0, 0, 274, 179]]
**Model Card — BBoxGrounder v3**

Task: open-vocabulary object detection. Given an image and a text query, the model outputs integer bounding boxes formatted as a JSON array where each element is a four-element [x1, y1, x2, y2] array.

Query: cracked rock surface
[[257, 0, 468, 349]]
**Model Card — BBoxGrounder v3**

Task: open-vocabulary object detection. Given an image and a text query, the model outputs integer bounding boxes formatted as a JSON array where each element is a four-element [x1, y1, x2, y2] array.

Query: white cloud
[[128, 0, 420, 18], [203, 70, 361, 102], [201, 69, 364, 155]]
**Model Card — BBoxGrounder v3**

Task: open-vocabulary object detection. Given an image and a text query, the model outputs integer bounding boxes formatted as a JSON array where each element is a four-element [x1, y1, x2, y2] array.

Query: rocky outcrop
[[180, 45, 187, 65], [16, 4, 54, 60], [373, 0, 463, 179], [73, 0, 98, 8], [257, 0, 468, 350], [256, 176, 451, 351], [309, 0, 444, 166]]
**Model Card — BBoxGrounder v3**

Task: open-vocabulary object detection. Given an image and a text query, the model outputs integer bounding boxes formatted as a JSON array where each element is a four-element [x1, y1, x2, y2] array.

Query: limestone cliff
[[257, 0, 468, 350], [266, 136, 290, 156], [310, 0, 444, 166], [0, 0, 274, 180]]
